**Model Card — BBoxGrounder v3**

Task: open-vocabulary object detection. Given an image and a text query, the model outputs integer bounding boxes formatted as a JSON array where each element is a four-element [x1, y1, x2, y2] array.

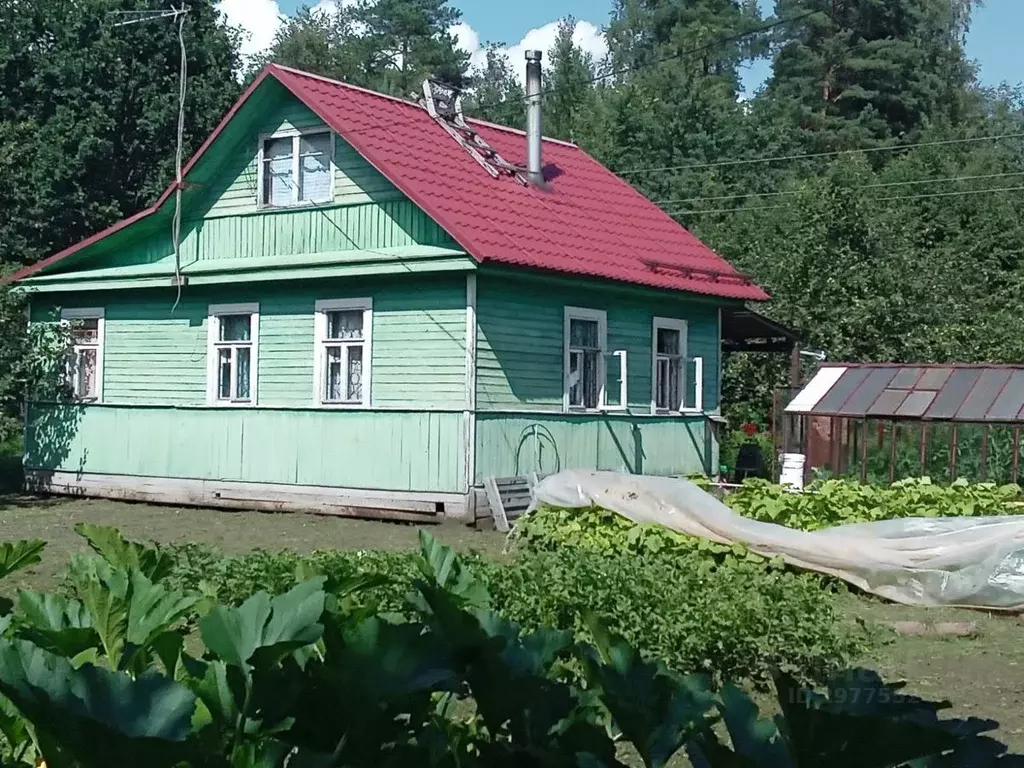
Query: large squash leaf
[[582, 613, 716, 768], [15, 590, 99, 658], [199, 578, 326, 672], [0, 539, 45, 582], [74, 523, 174, 582], [126, 570, 197, 646], [0, 638, 197, 767], [415, 531, 489, 608]]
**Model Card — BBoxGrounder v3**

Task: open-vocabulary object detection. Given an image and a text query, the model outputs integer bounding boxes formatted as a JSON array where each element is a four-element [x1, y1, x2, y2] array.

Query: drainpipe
[[525, 50, 543, 185]]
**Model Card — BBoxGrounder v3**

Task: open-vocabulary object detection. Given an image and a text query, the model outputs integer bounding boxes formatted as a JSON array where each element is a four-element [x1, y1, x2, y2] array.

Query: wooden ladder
[[483, 473, 541, 533]]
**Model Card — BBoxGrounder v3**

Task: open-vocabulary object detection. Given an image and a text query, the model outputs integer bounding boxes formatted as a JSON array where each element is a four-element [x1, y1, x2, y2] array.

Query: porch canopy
[[721, 307, 799, 353]]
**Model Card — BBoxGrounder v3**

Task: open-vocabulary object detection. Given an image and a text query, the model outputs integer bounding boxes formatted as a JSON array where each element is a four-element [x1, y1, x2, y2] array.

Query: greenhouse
[[779, 363, 1024, 486]]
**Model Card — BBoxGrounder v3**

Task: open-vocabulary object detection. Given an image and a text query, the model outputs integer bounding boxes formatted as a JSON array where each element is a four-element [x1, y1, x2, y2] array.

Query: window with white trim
[[564, 307, 607, 410], [207, 304, 259, 405], [260, 130, 333, 207], [651, 317, 703, 412], [61, 308, 104, 402], [314, 299, 372, 406]]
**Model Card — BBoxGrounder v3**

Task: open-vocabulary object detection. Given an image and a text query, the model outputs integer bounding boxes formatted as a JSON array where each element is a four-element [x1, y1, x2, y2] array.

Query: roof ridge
[[271, 63, 580, 149], [269, 64, 424, 110]]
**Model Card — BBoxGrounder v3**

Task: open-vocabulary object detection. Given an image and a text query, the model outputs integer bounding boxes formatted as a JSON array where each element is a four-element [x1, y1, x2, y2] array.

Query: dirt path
[[0, 495, 506, 592], [843, 595, 1024, 751]]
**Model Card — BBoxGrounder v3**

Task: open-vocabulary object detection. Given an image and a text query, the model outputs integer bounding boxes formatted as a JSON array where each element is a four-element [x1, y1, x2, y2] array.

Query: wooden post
[[804, 415, 812, 486], [888, 422, 898, 485], [979, 425, 989, 482], [950, 424, 959, 482], [860, 420, 868, 485], [830, 417, 840, 475], [789, 343, 802, 389], [771, 389, 779, 480], [1012, 426, 1021, 485], [919, 423, 928, 477]]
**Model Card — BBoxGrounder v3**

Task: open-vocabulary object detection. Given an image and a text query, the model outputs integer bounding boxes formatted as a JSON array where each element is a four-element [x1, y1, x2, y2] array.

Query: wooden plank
[[484, 476, 510, 533], [25, 469, 469, 522]]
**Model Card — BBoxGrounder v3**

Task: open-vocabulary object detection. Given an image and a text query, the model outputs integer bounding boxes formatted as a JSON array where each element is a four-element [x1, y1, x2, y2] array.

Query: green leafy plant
[[0, 527, 1016, 767], [165, 540, 861, 687], [515, 478, 1023, 574]]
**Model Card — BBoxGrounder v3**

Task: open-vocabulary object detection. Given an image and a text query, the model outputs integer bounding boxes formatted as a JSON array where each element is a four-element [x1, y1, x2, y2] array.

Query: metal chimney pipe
[[525, 50, 543, 184]]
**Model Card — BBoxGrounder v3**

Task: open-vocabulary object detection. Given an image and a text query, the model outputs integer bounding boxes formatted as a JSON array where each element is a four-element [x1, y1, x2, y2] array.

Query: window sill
[[316, 401, 369, 409], [653, 409, 705, 416], [209, 401, 256, 408], [258, 199, 335, 212]]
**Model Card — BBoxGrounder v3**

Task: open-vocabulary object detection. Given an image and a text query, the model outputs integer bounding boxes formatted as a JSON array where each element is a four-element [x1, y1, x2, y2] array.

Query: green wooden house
[[10, 62, 771, 522]]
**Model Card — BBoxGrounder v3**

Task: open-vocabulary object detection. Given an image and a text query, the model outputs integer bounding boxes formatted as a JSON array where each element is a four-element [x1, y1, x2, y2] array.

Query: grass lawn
[[1, 494, 1022, 752]]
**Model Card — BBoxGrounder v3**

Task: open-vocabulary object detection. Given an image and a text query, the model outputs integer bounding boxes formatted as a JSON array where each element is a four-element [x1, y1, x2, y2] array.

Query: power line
[[566, 10, 817, 95], [871, 184, 1024, 203], [654, 171, 1024, 206], [670, 184, 1024, 215], [261, 11, 818, 147], [620, 132, 1024, 177]]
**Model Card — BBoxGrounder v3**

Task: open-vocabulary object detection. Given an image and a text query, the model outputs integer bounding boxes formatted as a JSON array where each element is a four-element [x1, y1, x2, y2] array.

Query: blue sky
[[259, 0, 1020, 90]]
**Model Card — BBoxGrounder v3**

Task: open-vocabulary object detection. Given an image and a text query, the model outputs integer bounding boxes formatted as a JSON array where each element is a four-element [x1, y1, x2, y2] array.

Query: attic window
[[259, 129, 334, 207]]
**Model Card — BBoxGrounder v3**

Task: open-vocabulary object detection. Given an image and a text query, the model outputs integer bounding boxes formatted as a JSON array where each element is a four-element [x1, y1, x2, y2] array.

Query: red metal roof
[[8, 64, 768, 301]]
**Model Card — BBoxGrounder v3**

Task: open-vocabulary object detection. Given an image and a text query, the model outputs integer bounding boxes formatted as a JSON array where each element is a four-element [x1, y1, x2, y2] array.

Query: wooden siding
[[25, 404, 465, 493], [476, 274, 721, 413], [94, 202, 455, 272], [474, 412, 716, 482], [32, 274, 468, 409], [205, 98, 405, 217]]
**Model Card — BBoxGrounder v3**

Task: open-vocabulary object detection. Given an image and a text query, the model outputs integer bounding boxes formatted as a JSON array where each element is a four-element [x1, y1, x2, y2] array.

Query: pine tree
[[465, 45, 525, 130], [352, 0, 469, 98], [543, 18, 599, 143], [766, 0, 981, 149], [250, 5, 364, 84]]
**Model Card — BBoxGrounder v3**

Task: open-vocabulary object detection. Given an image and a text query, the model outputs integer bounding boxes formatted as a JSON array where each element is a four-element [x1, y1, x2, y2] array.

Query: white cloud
[[451, 22, 484, 68], [216, 0, 284, 60], [218, 1, 607, 84], [454, 19, 608, 82]]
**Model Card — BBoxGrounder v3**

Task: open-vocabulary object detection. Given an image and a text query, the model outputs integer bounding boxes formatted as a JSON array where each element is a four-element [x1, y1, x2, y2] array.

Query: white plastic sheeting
[[530, 470, 1024, 610]]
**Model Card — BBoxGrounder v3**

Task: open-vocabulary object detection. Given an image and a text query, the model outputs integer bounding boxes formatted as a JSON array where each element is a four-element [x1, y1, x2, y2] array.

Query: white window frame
[[563, 306, 608, 412], [256, 127, 336, 208], [61, 308, 105, 403], [207, 303, 260, 407], [651, 317, 703, 414], [605, 349, 629, 412], [313, 298, 373, 408]]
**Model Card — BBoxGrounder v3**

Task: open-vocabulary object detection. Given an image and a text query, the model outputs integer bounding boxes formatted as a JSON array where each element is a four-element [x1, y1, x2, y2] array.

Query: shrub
[[727, 477, 1022, 530], [167, 541, 863, 686], [487, 548, 864, 685]]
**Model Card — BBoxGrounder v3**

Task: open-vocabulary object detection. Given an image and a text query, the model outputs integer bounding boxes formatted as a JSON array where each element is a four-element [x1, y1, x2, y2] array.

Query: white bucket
[[779, 453, 806, 491]]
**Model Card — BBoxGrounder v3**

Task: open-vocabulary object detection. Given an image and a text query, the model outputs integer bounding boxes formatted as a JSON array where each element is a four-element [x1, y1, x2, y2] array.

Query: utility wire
[[171, 6, 188, 314], [559, 10, 817, 95], [264, 11, 817, 147], [654, 171, 1024, 206], [669, 184, 1024, 215], [620, 132, 1024, 177]]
